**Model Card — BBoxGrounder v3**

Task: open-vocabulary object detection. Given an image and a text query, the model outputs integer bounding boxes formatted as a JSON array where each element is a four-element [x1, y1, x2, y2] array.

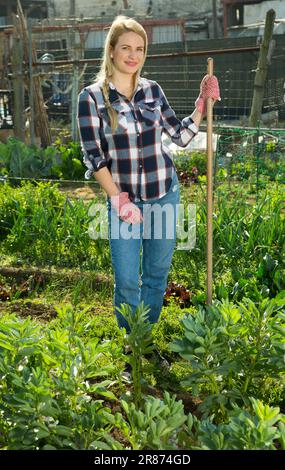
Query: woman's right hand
[[110, 192, 143, 224]]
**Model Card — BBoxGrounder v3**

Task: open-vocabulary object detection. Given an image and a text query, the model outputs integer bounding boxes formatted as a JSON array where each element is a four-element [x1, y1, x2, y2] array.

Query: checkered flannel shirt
[[77, 77, 198, 201]]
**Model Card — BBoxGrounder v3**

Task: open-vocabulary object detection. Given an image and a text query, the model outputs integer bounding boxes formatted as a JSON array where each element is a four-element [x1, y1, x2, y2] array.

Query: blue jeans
[[107, 171, 180, 333]]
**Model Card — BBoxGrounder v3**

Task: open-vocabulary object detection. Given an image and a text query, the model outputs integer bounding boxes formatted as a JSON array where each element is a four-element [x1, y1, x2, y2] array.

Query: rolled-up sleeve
[[77, 88, 108, 179], [156, 82, 198, 148]]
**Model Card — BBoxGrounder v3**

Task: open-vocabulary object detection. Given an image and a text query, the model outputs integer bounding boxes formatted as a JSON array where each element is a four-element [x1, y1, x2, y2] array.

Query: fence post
[[17, 0, 51, 147], [71, 44, 80, 142], [11, 15, 25, 142], [255, 124, 262, 201], [249, 9, 275, 127], [28, 18, 35, 146]]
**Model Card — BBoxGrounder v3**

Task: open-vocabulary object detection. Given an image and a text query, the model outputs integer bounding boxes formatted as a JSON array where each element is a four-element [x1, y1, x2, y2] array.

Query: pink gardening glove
[[195, 74, 221, 117], [111, 192, 143, 225]]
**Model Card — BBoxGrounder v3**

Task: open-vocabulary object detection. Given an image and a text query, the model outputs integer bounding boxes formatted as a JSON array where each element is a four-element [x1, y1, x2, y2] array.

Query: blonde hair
[[95, 16, 148, 132]]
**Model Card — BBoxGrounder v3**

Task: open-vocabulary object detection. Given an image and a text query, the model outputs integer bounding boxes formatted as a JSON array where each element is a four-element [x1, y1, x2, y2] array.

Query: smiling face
[[110, 31, 145, 78]]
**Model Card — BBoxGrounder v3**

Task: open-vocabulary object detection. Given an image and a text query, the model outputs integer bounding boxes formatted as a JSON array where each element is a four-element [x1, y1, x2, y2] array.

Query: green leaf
[[194, 347, 205, 354], [0, 339, 15, 351], [54, 425, 74, 438]]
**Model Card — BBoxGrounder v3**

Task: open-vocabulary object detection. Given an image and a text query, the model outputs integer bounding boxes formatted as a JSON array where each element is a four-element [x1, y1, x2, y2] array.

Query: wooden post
[[17, 0, 51, 147], [28, 18, 35, 146], [206, 57, 214, 305], [249, 9, 276, 127], [11, 15, 25, 142], [71, 43, 81, 141], [70, 0, 76, 17], [212, 0, 218, 39]]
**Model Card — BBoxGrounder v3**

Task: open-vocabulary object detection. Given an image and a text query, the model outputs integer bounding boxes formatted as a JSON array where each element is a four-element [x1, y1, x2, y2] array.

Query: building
[[243, 0, 285, 24], [1, 1, 284, 39], [0, 0, 225, 47], [48, 0, 224, 40], [0, 0, 48, 26], [221, 0, 285, 35]]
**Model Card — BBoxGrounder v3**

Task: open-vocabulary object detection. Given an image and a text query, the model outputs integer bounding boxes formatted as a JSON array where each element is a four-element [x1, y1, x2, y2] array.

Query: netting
[[2, 23, 283, 138], [214, 127, 285, 190]]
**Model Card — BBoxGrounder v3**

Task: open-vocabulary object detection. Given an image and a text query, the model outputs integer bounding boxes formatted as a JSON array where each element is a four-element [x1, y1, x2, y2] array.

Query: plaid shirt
[[77, 77, 198, 201]]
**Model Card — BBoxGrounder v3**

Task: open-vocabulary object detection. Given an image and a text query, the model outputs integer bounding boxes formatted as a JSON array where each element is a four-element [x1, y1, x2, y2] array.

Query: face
[[110, 31, 145, 77]]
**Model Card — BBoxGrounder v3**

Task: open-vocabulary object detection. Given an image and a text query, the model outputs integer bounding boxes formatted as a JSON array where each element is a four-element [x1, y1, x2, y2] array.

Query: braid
[[102, 78, 118, 133]]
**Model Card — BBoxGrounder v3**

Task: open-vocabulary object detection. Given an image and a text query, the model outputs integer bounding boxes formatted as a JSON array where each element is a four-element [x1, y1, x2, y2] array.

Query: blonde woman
[[77, 16, 220, 368]]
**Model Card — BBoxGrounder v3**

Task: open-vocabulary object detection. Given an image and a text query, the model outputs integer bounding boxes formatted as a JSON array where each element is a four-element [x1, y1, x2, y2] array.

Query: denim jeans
[[107, 171, 180, 333]]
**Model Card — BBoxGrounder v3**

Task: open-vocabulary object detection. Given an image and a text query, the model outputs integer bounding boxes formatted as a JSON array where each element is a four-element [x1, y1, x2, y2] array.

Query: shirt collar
[[108, 76, 145, 103]]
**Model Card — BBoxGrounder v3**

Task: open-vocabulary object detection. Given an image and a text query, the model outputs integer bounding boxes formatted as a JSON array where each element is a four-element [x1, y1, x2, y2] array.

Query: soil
[[58, 183, 103, 204], [0, 299, 57, 321]]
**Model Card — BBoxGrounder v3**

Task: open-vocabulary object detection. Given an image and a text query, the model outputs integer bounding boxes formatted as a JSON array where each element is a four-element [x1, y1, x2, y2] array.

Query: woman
[[77, 16, 220, 360]]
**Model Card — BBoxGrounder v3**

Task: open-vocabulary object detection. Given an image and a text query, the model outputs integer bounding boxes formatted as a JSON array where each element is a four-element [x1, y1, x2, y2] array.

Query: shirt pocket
[[97, 103, 128, 135], [139, 99, 163, 127]]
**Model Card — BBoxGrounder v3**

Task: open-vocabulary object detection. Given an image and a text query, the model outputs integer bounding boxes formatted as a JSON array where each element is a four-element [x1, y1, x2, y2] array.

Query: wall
[[49, 0, 223, 37], [50, 0, 221, 19], [244, 0, 285, 24]]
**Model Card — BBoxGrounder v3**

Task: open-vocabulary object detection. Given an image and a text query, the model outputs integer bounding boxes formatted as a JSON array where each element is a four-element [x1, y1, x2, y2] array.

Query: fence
[[44, 36, 285, 132], [214, 126, 285, 190], [0, 20, 284, 144], [0, 18, 284, 194]]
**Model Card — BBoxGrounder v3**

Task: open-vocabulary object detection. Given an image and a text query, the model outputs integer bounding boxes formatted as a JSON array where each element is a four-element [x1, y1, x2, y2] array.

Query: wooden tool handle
[[207, 57, 213, 77], [206, 57, 213, 305]]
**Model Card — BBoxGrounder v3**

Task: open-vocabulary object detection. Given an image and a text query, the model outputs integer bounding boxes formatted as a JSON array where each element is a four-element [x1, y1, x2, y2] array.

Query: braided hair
[[102, 78, 118, 133], [94, 15, 148, 133]]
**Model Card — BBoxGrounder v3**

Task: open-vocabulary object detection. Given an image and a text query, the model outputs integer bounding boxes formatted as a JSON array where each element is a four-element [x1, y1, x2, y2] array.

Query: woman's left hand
[[195, 74, 221, 117]]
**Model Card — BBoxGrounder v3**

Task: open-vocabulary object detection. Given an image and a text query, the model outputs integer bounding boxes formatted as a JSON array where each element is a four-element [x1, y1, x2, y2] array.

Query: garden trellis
[[214, 126, 285, 191]]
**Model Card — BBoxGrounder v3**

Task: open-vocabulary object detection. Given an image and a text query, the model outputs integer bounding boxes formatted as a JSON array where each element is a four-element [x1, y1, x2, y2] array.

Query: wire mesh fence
[[41, 52, 284, 130], [3, 22, 282, 135], [214, 127, 285, 188], [0, 20, 284, 191]]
